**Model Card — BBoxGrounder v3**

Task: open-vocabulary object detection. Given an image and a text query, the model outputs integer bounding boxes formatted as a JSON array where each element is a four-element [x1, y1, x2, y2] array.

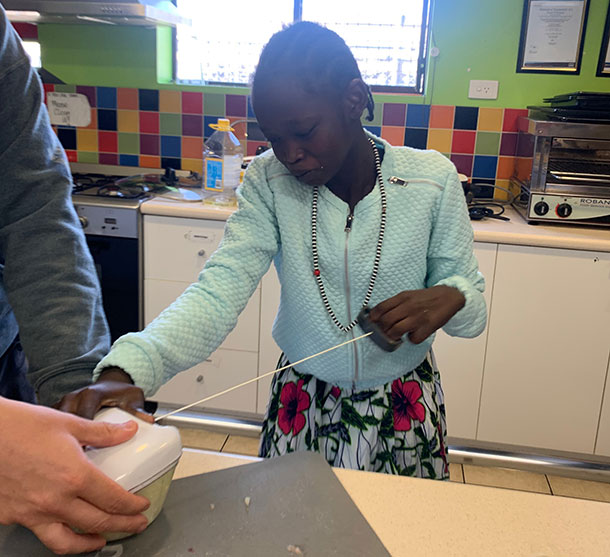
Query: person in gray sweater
[[0, 6, 149, 554]]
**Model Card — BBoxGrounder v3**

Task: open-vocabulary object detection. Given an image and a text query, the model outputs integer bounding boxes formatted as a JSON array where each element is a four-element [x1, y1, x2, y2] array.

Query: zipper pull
[[345, 213, 354, 232]]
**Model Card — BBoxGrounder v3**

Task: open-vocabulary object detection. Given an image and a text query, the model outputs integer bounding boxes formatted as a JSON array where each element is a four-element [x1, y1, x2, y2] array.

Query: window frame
[[174, 0, 431, 94]]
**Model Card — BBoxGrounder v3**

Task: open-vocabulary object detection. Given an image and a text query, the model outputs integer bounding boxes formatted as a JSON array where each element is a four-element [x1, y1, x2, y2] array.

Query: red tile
[[64, 149, 77, 163], [182, 91, 203, 114], [98, 131, 118, 152], [139, 111, 159, 134], [452, 130, 476, 154], [503, 108, 528, 132], [246, 141, 268, 157], [117, 88, 139, 110]]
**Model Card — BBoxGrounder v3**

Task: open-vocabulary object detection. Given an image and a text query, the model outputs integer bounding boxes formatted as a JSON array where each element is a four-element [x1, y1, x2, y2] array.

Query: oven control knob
[[533, 201, 549, 216], [79, 216, 89, 229], [556, 203, 572, 218]]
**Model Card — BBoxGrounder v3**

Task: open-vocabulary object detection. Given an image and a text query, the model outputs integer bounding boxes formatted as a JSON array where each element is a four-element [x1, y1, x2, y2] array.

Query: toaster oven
[[511, 117, 610, 226]]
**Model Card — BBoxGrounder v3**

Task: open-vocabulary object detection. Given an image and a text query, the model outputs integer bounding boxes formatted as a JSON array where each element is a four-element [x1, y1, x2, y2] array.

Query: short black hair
[[252, 21, 375, 122]]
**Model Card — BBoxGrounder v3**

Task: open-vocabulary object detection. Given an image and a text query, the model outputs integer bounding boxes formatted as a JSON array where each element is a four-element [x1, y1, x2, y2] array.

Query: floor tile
[[222, 434, 261, 456], [178, 427, 228, 451], [449, 463, 464, 483], [463, 464, 551, 494], [547, 475, 610, 503]]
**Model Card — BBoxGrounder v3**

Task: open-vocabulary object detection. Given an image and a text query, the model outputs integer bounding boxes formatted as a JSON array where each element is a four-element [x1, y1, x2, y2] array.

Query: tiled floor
[[178, 427, 610, 503]]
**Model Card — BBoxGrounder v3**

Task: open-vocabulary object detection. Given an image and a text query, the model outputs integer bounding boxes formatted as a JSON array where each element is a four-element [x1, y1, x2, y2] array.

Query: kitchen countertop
[[175, 448, 610, 556], [142, 197, 610, 253]]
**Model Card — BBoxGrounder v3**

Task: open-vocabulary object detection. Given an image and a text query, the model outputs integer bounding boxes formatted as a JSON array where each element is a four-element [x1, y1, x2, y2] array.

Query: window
[[21, 40, 41, 69], [175, 0, 430, 93]]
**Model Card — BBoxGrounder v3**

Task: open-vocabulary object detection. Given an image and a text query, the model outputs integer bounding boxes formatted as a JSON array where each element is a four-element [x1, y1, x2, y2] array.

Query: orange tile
[[117, 110, 139, 133], [139, 155, 160, 169], [427, 128, 452, 153], [478, 107, 504, 131], [159, 90, 181, 113], [182, 136, 203, 159], [82, 108, 97, 130], [516, 157, 532, 182], [380, 126, 405, 146], [228, 117, 247, 142], [497, 156, 516, 179], [117, 88, 138, 110], [182, 158, 203, 173], [76, 129, 98, 152], [429, 105, 455, 128]]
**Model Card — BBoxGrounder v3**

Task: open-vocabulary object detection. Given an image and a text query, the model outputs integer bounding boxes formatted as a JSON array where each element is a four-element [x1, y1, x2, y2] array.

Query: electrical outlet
[[468, 80, 499, 100]]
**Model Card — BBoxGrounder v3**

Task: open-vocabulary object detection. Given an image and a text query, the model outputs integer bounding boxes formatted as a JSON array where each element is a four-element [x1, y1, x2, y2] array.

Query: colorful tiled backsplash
[[46, 84, 528, 199]]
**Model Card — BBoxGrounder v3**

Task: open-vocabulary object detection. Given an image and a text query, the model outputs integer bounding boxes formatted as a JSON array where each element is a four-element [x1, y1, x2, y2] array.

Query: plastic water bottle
[[203, 118, 243, 205]]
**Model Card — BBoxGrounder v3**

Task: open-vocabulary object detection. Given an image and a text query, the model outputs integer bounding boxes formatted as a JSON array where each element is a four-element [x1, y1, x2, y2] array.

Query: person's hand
[[56, 367, 153, 423], [0, 397, 150, 555], [369, 286, 466, 344]]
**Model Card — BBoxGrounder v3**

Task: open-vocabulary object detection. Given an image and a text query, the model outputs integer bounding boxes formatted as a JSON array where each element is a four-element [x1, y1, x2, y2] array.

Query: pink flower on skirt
[[330, 386, 341, 399], [278, 379, 311, 435], [391, 379, 426, 431]]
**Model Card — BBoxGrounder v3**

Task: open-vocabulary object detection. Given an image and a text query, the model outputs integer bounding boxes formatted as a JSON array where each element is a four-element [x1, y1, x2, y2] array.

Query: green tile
[[361, 100, 382, 126], [203, 93, 225, 116], [118, 132, 139, 154], [160, 112, 181, 135], [77, 151, 98, 163], [54, 84, 76, 93], [475, 131, 500, 155], [441, 152, 451, 159]]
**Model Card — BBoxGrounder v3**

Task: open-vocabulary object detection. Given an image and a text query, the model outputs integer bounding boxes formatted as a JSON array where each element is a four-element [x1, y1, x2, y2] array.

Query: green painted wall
[[38, 0, 610, 107]]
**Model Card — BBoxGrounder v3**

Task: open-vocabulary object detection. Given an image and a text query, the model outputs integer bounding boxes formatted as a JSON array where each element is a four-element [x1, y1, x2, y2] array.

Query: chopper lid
[[86, 408, 182, 492]]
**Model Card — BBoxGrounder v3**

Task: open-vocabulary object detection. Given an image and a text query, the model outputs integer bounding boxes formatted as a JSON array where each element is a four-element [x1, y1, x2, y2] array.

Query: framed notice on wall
[[517, 0, 590, 74], [597, 3, 610, 77]]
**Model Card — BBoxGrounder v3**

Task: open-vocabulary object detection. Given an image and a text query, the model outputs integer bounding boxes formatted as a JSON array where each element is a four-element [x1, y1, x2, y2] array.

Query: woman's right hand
[[56, 367, 154, 423]]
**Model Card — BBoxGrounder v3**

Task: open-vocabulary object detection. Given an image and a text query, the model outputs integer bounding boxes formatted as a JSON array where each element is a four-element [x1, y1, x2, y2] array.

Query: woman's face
[[252, 79, 353, 186]]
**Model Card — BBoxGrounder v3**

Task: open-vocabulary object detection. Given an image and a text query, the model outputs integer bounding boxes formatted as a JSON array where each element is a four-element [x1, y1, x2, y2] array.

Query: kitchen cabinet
[[433, 242, 498, 440], [477, 245, 610, 454]]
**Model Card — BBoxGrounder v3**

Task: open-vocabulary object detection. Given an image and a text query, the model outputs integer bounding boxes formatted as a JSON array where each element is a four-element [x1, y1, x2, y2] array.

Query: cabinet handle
[[196, 375, 204, 383], [198, 249, 206, 256]]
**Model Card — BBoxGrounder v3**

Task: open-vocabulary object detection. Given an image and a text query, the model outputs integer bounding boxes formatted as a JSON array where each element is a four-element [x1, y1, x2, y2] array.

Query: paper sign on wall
[[47, 92, 91, 127]]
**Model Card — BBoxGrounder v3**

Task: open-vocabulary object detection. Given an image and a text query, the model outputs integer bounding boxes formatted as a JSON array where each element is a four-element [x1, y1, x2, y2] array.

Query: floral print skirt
[[259, 353, 449, 479]]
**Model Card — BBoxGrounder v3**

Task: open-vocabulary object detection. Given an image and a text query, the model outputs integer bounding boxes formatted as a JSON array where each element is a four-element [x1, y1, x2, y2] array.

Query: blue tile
[[247, 121, 266, 141], [161, 135, 181, 157], [472, 155, 498, 179], [204, 115, 219, 138], [406, 104, 430, 128], [57, 128, 76, 150], [161, 157, 182, 170], [96, 87, 117, 109], [247, 96, 255, 118], [97, 109, 117, 131], [404, 127, 428, 149], [364, 125, 381, 136], [139, 89, 159, 111], [454, 106, 479, 130], [119, 154, 139, 167], [470, 178, 495, 199]]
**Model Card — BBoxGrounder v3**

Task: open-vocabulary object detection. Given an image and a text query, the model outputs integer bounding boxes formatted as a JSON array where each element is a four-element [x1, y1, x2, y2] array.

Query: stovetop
[[71, 173, 154, 208]]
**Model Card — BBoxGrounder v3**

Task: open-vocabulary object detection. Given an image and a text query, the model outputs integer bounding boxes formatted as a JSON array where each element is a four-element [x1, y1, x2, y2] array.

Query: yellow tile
[[159, 89, 181, 113], [463, 464, 551, 494], [117, 109, 139, 133], [547, 475, 610, 502], [427, 128, 453, 153], [494, 179, 510, 201], [478, 107, 504, 131], [76, 128, 98, 152], [178, 427, 228, 451], [182, 157, 203, 174], [222, 434, 260, 457]]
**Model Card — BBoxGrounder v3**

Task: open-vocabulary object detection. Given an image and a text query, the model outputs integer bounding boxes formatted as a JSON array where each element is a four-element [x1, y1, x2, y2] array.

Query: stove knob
[[556, 203, 572, 218], [533, 201, 549, 216], [79, 216, 89, 229]]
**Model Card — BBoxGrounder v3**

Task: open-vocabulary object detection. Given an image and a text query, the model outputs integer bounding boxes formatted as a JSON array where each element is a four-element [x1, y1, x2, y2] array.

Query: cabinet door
[[477, 245, 610, 454], [433, 242, 498, 440], [144, 279, 261, 353], [595, 356, 610, 457], [257, 267, 282, 415], [150, 349, 258, 414], [144, 215, 225, 282]]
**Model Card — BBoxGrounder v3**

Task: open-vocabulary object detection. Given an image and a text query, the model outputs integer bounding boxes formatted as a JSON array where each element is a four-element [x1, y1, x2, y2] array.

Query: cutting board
[[0, 451, 390, 556]]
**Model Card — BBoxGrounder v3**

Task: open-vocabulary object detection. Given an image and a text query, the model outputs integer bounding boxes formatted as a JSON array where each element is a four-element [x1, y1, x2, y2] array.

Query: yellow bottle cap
[[209, 118, 234, 132]]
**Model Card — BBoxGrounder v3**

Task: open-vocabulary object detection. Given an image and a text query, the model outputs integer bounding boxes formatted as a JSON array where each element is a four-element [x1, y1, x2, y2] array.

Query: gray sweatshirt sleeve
[[0, 7, 110, 406]]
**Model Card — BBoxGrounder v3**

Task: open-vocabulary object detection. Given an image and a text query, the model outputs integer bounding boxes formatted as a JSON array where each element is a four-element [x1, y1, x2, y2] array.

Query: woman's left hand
[[369, 286, 466, 344]]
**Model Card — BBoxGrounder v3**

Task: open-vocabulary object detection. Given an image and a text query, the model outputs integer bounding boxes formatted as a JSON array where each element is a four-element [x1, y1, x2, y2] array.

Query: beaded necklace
[[311, 137, 387, 332]]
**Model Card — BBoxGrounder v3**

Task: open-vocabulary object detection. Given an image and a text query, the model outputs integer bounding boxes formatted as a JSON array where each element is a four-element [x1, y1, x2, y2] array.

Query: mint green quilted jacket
[[94, 134, 487, 396]]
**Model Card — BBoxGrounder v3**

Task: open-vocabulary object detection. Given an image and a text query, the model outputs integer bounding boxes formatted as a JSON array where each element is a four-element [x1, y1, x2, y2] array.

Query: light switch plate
[[468, 80, 499, 100]]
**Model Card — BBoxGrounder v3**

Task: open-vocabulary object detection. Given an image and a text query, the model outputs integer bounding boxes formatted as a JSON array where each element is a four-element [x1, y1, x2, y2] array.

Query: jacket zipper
[[344, 211, 359, 389]]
